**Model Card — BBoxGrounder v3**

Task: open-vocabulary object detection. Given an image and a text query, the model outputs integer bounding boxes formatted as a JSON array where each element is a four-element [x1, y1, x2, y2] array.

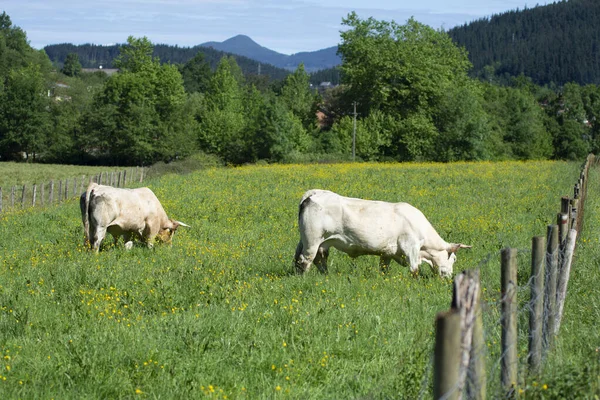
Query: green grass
[[0, 160, 594, 399]]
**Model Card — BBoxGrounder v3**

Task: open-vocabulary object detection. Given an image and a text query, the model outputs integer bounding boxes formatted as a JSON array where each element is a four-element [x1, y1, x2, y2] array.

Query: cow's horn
[[448, 243, 472, 253], [175, 220, 191, 228]]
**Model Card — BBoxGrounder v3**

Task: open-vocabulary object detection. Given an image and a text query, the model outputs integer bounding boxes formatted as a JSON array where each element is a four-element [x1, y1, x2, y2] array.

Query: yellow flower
[[135, 388, 143, 394], [542, 384, 548, 390], [275, 386, 281, 391]]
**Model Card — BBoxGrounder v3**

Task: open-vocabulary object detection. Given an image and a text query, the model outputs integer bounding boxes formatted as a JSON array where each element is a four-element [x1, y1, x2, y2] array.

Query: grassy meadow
[[0, 160, 597, 398]]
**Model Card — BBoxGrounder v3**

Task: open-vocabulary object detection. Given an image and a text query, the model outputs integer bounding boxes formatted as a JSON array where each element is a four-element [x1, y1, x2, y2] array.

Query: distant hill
[[200, 35, 340, 72], [43, 42, 291, 81], [448, 0, 600, 86]]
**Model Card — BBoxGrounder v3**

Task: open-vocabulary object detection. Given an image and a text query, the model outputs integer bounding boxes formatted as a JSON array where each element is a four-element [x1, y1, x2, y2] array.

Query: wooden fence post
[[501, 248, 518, 394], [58, 180, 62, 203], [544, 225, 558, 350], [139, 167, 144, 183], [555, 229, 577, 335], [452, 269, 486, 400], [49, 181, 54, 204], [41, 183, 45, 206], [73, 177, 77, 197], [434, 309, 461, 400], [64, 179, 68, 201], [123, 170, 127, 187], [529, 236, 545, 375], [11, 186, 15, 208], [80, 175, 85, 194], [118, 171, 122, 188], [21, 185, 26, 208], [32, 184, 37, 207]]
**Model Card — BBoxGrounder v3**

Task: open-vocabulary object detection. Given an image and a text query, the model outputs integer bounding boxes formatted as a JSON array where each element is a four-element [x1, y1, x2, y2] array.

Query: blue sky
[[3, 0, 553, 54]]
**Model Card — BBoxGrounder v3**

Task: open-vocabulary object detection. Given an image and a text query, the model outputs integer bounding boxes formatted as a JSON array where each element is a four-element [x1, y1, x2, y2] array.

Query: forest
[[1, 9, 599, 166], [447, 0, 600, 86]]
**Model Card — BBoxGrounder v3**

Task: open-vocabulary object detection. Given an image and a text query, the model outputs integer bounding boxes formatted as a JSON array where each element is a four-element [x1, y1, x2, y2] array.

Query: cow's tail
[[83, 182, 96, 248], [298, 189, 318, 219]]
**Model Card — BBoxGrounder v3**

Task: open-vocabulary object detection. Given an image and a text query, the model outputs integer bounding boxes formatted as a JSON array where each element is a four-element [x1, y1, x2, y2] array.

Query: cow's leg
[[296, 243, 321, 274], [314, 246, 329, 274], [123, 233, 134, 250], [379, 256, 392, 273], [398, 243, 421, 277], [91, 226, 107, 253], [294, 240, 304, 274]]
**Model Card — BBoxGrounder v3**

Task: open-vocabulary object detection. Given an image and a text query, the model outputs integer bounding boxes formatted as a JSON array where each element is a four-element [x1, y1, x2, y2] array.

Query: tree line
[[1, 11, 599, 166]]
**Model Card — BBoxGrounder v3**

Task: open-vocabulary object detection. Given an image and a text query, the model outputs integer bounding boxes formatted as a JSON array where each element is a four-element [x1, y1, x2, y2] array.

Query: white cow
[[294, 189, 471, 277], [80, 182, 189, 252]]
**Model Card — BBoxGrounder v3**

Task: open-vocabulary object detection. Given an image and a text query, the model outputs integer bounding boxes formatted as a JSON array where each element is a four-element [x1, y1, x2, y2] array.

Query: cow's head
[[158, 219, 191, 244], [426, 243, 472, 278]]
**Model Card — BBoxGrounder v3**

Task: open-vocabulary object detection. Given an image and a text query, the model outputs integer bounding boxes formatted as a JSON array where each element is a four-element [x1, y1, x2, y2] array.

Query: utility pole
[[352, 101, 358, 161]]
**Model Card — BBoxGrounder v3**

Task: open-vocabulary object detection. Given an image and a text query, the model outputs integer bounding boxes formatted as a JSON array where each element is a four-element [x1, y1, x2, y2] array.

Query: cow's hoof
[[125, 241, 134, 250]]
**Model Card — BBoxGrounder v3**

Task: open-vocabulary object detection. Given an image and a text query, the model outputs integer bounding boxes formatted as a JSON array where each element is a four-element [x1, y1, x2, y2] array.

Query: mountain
[[447, 0, 600, 86], [200, 34, 340, 72], [43, 42, 291, 81]]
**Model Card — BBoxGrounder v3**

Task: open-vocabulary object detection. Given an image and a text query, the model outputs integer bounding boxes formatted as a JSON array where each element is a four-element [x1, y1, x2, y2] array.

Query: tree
[[198, 56, 247, 163], [180, 52, 212, 94], [83, 36, 191, 165], [337, 13, 488, 161], [0, 64, 51, 160], [278, 63, 319, 130], [62, 53, 82, 77]]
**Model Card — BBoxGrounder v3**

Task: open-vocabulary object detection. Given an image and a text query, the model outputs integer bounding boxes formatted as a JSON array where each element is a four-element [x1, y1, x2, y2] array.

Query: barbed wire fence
[[0, 167, 145, 214], [421, 153, 595, 399]]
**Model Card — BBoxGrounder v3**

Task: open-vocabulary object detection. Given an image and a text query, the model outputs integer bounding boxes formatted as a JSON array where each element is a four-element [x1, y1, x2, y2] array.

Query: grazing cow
[[80, 182, 189, 252], [294, 189, 471, 277]]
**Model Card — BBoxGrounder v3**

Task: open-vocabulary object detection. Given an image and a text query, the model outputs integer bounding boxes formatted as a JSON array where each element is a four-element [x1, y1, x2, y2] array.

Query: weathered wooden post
[[434, 309, 461, 400], [529, 236, 545, 374], [139, 166, 144, 183], [21, 185, 26, 208], [64, 179, 69, 201], [560, 196, 570, 233], [80, 175, 85, 194], [73, 177, 77, 197], [58, 180, 63, 202], [49, 181, 54, 204], [118, 171, 122, 188], [123, 170, 127, 187], [40, 183, 45, 206], [543, 225, 558, 350], [555, 229, 577, 335], [11, 186, 15, 208], [501, 248, 518, 394], [452, 269, 486, 400], [32, 184, 37, 207]]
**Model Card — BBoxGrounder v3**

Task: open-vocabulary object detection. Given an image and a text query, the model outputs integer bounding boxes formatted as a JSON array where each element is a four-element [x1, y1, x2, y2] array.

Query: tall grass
[[0, 161, 589, 398]]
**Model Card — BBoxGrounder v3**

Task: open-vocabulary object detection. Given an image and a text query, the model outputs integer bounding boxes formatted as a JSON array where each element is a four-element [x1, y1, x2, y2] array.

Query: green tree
[[61, 53, 82, 77], [278, 63, 319, 130], [0, 64, 50, 160], [180, 52, 212, 94], [337, 13, 487, 161], [198, 56, 247, 163], [84, 36, 191, 165]]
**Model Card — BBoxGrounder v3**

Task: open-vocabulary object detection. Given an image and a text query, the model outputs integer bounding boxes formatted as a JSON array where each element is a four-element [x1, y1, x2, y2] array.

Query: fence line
[[0, 166, 145, 213], [433, 154, 595, 399]]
